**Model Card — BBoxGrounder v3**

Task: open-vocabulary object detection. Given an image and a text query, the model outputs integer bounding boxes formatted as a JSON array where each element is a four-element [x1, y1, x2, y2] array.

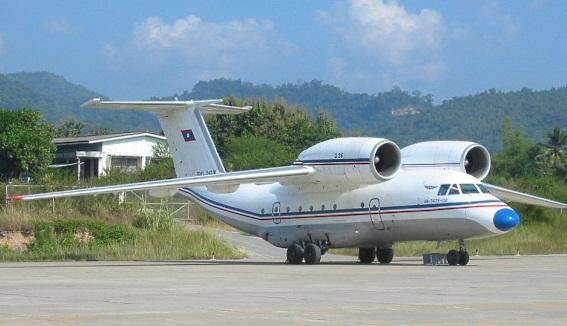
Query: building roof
[[53, 131, 167, 145]]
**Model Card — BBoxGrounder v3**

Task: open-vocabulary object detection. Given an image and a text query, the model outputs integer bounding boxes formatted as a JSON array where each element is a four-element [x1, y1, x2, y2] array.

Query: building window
[[111, 156, 140, 172]]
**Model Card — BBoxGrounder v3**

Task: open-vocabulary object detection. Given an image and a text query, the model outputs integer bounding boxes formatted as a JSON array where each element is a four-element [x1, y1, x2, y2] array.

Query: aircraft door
[[369, 198, 386, 230], [272, 202, 282, 224]]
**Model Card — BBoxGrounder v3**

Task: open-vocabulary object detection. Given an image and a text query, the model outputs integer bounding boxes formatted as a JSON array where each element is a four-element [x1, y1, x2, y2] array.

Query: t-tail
[[82, 98, 252, 177]]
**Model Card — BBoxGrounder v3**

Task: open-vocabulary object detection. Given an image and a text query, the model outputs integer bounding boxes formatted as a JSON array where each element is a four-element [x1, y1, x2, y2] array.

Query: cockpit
[[437, 183, 491, 196]]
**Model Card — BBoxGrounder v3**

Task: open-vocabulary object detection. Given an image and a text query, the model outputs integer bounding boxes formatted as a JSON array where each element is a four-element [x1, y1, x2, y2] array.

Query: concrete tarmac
[[1, 255, 567, 325]]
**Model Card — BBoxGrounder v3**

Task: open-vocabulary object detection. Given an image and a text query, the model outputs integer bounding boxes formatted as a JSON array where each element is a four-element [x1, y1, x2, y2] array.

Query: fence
[[3, 184, 198, 223]]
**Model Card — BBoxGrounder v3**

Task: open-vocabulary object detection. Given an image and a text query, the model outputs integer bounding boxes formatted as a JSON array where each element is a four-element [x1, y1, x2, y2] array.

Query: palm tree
[[537, 128, 566, 173]]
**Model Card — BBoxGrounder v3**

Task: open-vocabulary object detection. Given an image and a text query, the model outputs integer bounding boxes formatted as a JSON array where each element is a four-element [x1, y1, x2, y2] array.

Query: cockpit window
[[448, 184, 461, 195], [461, 184, 480, 194], [477, 184, 491, 194], [438, 184, 450, 196]]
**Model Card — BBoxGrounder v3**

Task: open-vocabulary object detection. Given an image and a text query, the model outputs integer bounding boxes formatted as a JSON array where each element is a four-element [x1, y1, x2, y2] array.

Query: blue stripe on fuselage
[[179, 187, 503, 220]]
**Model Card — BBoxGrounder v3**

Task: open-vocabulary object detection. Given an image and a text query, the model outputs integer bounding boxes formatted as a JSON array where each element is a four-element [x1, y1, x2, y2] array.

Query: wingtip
[[6, 195, 24, 202], [81, 98, 102, 108]]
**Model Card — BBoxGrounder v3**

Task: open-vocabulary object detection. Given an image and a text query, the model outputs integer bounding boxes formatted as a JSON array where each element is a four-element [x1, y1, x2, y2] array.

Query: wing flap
[[8, 166, 314, 202], [483, 183, 567, 209]]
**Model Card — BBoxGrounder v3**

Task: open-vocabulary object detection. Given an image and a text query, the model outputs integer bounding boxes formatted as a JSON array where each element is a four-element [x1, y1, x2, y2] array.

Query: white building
[[53, 132, 167, 179]]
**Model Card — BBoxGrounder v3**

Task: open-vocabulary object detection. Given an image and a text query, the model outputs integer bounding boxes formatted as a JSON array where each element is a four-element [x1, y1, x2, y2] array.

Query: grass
[[0, 201, 245, 261]]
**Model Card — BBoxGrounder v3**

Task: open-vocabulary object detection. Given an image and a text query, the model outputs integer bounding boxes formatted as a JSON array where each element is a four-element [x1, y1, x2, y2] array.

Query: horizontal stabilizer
[[7, 166, 314, 202], [81, 98, 252, 115], [483, 183, 567, 209]]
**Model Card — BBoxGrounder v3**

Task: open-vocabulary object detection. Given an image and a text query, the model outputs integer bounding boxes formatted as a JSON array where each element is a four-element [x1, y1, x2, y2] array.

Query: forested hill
[[0, 72, 159, 132], [1, 72, 565, 150], [163, 79, 566, 150]]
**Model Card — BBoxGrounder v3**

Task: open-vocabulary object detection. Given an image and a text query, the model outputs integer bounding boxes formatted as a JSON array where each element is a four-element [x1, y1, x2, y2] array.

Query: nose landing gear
[[447, 240, 469, 266]]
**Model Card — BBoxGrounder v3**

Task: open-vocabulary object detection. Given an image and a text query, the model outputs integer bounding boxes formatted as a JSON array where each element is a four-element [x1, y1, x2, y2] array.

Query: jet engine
[[294, 137, 401, 184], [401, 141, 491, 180]]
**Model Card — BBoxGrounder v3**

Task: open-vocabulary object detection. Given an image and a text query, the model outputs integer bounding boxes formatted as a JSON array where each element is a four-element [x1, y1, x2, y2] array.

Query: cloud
[[45, 20, 78, 35], [103, 14, 293, 86], [0, 33, 4, 55], [479, 3, 519, 41], [101, 44, 117, 58], [317, 0, 445, 66], [326, 57, 348, 78]]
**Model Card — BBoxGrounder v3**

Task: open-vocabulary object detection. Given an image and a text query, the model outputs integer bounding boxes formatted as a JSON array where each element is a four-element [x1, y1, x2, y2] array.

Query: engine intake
[[295, 137, 401, 184], [401, 141, 491, 180], [373, 141, 401, 180], [463, 145, 491, 180]]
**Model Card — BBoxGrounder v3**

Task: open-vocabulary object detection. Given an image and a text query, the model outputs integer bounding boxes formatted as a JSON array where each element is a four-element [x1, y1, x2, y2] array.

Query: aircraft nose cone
[[493, 208, 520, 231]]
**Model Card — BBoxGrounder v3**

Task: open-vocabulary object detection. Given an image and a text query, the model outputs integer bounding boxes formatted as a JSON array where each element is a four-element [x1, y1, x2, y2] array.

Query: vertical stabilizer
[[82, 98, 252, 177]]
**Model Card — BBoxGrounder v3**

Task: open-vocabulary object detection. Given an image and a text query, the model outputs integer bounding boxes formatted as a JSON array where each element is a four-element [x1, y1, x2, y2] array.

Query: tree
[[492, 118, 539, 178], [223, 134, 297, 171], [56, 118, 85, 137], [0, 109, 56, 180], [537, 127, 566, 176]]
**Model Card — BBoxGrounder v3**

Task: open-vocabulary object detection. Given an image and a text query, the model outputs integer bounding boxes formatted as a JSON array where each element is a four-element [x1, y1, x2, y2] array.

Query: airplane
[[8, 98, 567, 265]]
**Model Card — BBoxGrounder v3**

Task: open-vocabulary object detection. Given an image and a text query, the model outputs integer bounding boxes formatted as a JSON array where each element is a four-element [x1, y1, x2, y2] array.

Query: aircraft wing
[[7, 166, 314, 202], [483, 183, 567, 209]]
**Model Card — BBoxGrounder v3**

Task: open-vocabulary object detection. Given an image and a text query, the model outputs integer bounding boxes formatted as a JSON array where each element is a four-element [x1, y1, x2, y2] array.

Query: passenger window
[[477, 184, 491, 194], [460, 184, 480, 194], [448, 184, 461, 195], [438, 184, 450, 196]]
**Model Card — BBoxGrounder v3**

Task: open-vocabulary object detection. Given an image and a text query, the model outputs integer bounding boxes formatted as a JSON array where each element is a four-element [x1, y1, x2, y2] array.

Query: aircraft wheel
[[286, 243, 304, 264], [447, 249, 459, 266], [304, 243, 322, 265], [358, 248, 376, 264], [376, 247, 394, 264], [459, 250, 469, 266]]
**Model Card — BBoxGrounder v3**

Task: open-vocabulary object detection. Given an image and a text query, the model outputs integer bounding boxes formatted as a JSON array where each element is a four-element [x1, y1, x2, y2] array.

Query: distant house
[[53, 132, 167, 179]]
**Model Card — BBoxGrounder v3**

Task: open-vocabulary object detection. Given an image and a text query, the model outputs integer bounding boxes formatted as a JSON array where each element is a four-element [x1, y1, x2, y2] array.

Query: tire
[[304, 243, 322, 265], [286, 243, 304, 264], [459, 251, 469, 266], [447, 249, 459, 266], [358, 248, 376, 264], [376, 247, 394, 264]]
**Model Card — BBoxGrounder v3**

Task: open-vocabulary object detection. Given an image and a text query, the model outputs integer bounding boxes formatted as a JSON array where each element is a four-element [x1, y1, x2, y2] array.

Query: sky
[[1, 0, 566, 101]]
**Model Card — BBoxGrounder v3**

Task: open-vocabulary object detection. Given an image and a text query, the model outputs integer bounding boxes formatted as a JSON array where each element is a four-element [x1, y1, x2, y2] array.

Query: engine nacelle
[[401, 141, 491, 180], [294, 137, 401, 184]]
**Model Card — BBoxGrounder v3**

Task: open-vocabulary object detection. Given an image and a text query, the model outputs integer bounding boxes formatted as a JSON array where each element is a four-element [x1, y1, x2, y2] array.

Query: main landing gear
[[358, 246, 394, 264], [287, 242, 327, 265], [447, 239, 469, 266]]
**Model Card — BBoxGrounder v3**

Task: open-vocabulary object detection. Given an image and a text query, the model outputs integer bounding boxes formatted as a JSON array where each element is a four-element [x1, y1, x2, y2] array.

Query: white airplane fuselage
[[181, 168, 513, 249]]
